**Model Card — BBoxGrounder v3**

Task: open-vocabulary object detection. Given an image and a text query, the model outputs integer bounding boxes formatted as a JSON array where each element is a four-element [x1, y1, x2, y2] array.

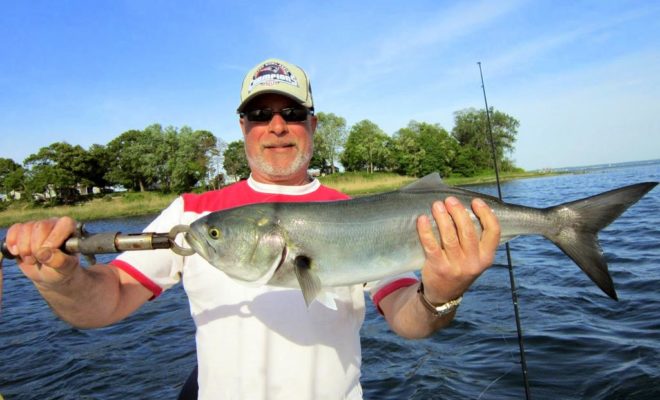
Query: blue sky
[[1, 0, 658, 170]]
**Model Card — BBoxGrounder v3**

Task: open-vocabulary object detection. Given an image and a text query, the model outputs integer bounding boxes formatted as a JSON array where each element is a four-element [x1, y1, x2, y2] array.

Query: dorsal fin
[[401, 173, 448, 192]]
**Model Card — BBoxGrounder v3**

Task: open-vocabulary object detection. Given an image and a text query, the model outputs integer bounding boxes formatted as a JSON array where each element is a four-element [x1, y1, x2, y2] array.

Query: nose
[[268, 112, 289, 136]]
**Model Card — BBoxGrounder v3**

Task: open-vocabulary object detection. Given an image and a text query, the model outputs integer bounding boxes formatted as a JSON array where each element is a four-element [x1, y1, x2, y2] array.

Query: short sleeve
[[366, 272, 419, 314], [110, 197, 188, 298]]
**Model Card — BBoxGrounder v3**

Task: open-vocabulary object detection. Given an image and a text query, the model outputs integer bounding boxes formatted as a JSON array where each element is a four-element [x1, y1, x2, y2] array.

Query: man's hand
[[5, 217, 81, 289], [417, 197, 500, 304], [5, 216, 151, 328]]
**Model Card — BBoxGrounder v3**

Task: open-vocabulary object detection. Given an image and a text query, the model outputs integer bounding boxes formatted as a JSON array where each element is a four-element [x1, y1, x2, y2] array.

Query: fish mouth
[[184, 231, 214, 261]]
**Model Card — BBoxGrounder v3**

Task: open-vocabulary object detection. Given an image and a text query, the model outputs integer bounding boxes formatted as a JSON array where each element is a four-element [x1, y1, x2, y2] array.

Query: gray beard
[[247, 149, 313, 180]]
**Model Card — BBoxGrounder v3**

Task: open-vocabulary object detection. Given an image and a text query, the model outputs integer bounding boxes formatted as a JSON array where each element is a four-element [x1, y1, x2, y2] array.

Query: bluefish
[[185, 173, 657, 307]]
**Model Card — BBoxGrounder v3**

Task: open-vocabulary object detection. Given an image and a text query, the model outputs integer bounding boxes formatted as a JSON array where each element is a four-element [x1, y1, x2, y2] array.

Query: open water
[[0, 161, 658, 399]]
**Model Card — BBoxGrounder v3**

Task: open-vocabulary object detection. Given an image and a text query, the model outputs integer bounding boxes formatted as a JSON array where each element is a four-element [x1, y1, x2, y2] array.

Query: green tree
[[0, 157, 25, 194], [452, 146, 481, 177], [223, 140, 250, 181], [105, 126, 165, 191], [310, 131, 330, 172], [105, 124, 219, 192], [169, 128, 218, 193], [313, 112, 347, 174], [87, 144, 112, 188], [391, 121, 458, 177], [417, 122, 458, 177], [341, 120, 390, 173], [23, 142, 99, 202], [206, 139, 228, 190], [24, 164, 77, 203], [451, 108, 519, 172], [390, 125, 425, 177], [24, 142, 96, 184]]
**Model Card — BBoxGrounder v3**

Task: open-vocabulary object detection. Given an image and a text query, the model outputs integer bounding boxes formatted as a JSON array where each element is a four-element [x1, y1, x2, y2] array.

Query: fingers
[[40, 217, 77, 251], [436, 197, 499, 268], [422, 198, 478, 263], [15, 223, 39, 265], [30, 218, 59, 258], [418, 196, 500, 300], [7, 217, 77, 269], [38, 217, 79, 270], [472, 198, 501, 265], [444, 197, 479, 258], [426, 200, 461, 279], [417, 215, 437, 254], [35, 245, 80, 272]]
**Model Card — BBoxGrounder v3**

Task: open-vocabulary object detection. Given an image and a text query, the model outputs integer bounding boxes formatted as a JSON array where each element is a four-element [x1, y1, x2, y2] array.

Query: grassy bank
[[0, 192, 176, 228], [1, 170, 559, 227]]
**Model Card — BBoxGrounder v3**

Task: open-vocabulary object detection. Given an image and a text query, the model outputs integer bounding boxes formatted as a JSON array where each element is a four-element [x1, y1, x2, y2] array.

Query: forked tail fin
[[545, 182, 657, 300]]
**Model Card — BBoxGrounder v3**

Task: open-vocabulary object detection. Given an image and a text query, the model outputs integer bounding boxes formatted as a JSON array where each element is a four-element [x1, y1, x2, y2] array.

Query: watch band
[[417, 282, 463, 317]]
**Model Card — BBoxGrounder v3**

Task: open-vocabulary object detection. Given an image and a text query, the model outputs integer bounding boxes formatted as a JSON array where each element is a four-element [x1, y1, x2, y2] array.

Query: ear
[[309, 114, 318, 134], [239, 116, 248, 136]]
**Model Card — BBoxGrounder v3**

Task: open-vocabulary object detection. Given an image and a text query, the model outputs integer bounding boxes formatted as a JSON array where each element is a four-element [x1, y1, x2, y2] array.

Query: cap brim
[[237, 90, 313, 113]]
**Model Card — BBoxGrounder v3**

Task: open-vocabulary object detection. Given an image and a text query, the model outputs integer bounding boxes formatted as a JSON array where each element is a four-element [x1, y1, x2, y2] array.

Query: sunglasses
[[240, 107, 312, 122]]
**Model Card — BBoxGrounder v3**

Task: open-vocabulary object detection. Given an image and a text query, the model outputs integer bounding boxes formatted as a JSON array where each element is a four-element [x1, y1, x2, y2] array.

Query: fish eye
[[208, 227, 222, 239]]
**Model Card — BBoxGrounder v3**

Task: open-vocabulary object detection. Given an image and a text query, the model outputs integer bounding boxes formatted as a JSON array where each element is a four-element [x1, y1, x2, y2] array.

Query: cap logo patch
[[248, 62, 299, 93]]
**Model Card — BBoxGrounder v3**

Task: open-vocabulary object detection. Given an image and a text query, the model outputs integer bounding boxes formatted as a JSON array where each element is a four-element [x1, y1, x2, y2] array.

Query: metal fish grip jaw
[[168, 225, 196, 256], [0, 224, 196, 310], [67, 223, 196, 263]]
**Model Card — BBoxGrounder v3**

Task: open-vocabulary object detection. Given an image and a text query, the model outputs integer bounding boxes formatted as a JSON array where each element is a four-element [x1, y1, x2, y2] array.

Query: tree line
[[0, 124, 224, 204], [0, 107, 520, 204], [224, 107, 521, 180]]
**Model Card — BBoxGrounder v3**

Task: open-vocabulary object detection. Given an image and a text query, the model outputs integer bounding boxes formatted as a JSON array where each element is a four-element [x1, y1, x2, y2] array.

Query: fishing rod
[[477, 61, 532, 399]]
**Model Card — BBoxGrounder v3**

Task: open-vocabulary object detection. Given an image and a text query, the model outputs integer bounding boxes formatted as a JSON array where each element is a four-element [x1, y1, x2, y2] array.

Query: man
[[5, 58, 500, 399]]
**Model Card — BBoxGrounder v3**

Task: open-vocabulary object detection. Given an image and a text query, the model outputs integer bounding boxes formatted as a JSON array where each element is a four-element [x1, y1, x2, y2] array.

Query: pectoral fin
[[293, 255, 322, 307]]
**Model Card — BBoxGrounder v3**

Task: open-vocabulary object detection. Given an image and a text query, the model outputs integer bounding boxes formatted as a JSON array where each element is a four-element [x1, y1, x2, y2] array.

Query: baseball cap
[[237, 58, 314, 113]]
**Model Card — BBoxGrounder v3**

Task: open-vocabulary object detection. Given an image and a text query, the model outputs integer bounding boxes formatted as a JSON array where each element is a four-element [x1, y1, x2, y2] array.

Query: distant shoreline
[[0, 170, 564, 228], [531, 158, 660, 173]]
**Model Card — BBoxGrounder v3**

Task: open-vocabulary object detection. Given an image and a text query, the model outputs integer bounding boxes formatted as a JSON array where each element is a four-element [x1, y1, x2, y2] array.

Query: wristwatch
[[417, 282, 463, 317]]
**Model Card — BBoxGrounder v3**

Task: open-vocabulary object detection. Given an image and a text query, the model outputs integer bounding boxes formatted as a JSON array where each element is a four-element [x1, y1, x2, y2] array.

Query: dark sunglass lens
[[246, 109, 274, 122], [244, 108, 308, 122], [281, 108, 309, 122]]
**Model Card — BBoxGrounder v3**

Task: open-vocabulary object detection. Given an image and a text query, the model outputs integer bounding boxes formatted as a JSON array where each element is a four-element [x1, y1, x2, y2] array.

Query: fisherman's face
[[240, 93, 317, 185]]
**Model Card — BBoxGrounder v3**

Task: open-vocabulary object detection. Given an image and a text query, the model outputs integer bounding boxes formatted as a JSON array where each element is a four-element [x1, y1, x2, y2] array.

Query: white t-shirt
[[112, 177, 417, 400]]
